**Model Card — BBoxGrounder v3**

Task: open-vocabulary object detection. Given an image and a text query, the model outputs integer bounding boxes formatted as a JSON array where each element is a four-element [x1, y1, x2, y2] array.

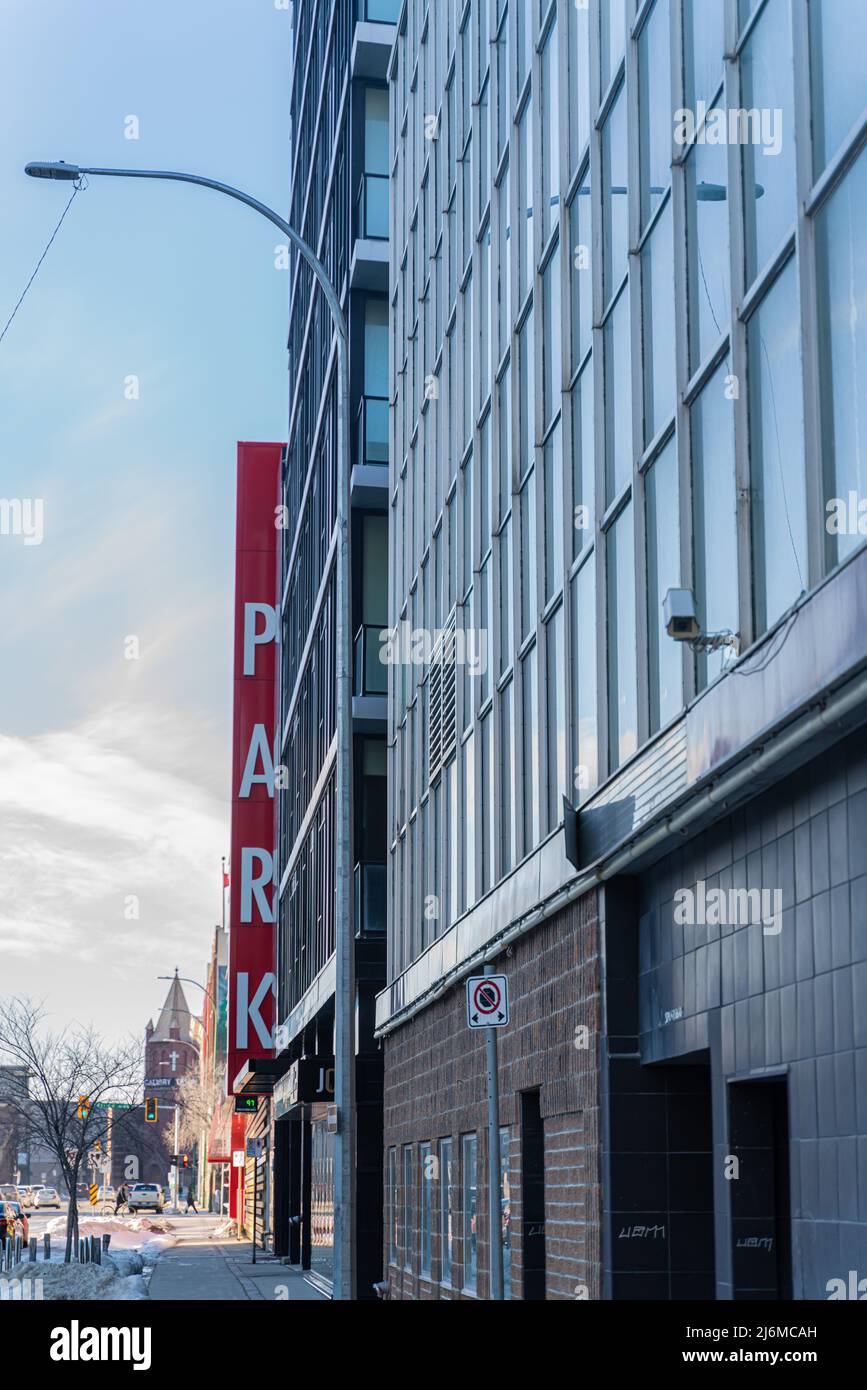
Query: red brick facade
[[382, 891, 601, 1300]]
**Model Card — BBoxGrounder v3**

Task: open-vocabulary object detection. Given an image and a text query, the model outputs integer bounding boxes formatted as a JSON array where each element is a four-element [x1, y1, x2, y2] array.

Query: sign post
[[466, 974, 509, 1301]]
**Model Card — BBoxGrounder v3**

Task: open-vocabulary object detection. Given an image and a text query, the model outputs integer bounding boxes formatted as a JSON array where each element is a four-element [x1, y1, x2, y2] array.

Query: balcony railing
[[356, 0, 400, 22], [354, 624, 388, 697], [355, 171, 389, 241], [356, 394, 389, 467], [354, 861, 386, 938]]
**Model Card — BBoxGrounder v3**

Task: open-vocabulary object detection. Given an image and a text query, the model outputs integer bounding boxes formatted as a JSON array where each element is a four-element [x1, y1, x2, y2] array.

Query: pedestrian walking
[[184, 1187, 197, 1214]]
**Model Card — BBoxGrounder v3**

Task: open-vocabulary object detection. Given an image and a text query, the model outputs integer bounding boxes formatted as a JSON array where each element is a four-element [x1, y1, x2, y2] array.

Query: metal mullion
[[589, 0, 610, 784], [791, 0, 825, 590], [672, 0, 695, 707], [725, 0, 754, 655], [626, 0, 649, 751]]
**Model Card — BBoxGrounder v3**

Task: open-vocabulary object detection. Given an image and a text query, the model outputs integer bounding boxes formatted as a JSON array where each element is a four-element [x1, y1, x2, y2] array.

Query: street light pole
[[27, 160, 356, 1299]]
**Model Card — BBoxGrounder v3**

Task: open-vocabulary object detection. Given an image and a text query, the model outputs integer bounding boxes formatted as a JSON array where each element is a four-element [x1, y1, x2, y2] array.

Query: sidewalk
[[148, 1241, 327, 1302]]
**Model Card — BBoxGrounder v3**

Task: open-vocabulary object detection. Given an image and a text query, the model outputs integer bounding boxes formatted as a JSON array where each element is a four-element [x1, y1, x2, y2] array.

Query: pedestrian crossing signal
[[77, 1095, 90, 1121], [181, 1154, 189, 1168], [144, 1096, 158, 1123]]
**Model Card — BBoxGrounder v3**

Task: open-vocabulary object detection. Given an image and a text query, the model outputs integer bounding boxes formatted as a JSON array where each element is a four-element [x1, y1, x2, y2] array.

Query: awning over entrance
[[232, 1055, 290, 1096]]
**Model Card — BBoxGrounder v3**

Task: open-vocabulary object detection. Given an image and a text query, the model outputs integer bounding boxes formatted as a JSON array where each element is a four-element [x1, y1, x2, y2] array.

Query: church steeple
[[151, 969, 197, 1044]]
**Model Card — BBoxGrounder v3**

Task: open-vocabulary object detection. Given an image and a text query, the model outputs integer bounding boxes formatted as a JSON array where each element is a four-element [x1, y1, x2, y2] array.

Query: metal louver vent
[[428, 611, 457, 779]]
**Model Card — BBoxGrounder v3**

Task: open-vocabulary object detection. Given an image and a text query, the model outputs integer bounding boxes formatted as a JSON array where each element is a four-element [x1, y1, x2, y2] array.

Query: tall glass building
[[377, 0, 867, 1299], [268, 0, 397, 1298]]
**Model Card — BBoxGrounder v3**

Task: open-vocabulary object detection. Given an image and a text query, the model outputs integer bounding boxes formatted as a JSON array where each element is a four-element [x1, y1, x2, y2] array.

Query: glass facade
[[385, 0, 867, 1001]]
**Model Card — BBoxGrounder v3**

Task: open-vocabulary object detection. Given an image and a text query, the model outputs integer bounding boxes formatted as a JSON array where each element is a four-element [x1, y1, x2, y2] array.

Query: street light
[[27, 158, 356, 1299]]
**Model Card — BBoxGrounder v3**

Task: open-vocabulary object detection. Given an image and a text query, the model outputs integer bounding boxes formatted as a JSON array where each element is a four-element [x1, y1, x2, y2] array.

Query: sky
[[0, 0, 291, 1040]]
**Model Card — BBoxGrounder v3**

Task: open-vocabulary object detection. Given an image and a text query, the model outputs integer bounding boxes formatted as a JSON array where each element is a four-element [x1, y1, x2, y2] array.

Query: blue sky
[[0, 0, 290, 1039]]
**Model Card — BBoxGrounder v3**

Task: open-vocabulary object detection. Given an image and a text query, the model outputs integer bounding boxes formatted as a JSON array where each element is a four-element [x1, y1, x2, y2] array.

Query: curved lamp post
[[27, 160, 356, 1299]]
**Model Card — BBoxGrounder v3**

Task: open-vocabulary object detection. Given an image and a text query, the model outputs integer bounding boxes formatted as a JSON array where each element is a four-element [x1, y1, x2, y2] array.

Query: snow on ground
[[43, 1214, 177, 1250], [7, 1254, 148, 1301]]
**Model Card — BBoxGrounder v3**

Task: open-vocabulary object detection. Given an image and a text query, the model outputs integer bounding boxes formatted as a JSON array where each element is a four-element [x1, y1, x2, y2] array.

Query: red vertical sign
[[227, 442, 282, 1093]]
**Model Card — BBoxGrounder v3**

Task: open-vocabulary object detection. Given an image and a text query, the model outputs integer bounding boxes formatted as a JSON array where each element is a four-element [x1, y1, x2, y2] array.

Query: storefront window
[[439, 1137, 454, 1285], [500, 1127, 512, 1300], [420, 1143, 433, 1278], [309, 1108, 335, 1285], [462, 1133, 478, 1292]]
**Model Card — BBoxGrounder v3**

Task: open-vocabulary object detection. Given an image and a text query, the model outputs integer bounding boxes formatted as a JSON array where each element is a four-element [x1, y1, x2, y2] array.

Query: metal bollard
[[92, 1235, 101, 1265], [2, 1238, 9, 1271], [102, 1233, 111, 1253], [28, 1238, 37, 1264], [14, 1235, 22, 1264], [78, 1238, 86, 1264], [43, 1233, 51, 1262]]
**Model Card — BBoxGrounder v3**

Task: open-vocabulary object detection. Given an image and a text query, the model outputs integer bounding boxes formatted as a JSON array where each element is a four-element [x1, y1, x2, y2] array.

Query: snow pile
[[6, 1256, 148, 1302], [43, 1214, 175, 1249], [211, 1217, 238, 1239]]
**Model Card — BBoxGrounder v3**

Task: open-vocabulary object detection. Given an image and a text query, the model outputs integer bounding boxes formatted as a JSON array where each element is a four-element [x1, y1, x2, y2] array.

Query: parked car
[[0, 1184, 19, 1202], [128, 1182, 163, 1214], [0, 1200, 29, 1244], [35, 1186, 61, 1208]]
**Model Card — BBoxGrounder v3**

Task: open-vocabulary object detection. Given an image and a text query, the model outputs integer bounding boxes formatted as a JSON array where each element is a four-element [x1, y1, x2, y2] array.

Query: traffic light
[[77, 1095, 90, 1121], [93, 1139, 101, 1152], [144, 1096, 158, 1124]]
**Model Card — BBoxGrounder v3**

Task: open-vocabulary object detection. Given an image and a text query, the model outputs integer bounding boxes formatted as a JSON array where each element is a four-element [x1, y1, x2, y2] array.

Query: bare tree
[[0, 998, 144, 1262], [175, 1073, 221, 1153]]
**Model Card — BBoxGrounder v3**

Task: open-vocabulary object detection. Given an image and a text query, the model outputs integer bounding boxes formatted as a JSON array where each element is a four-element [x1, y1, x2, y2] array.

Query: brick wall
[[381, 891, 601, 1300]]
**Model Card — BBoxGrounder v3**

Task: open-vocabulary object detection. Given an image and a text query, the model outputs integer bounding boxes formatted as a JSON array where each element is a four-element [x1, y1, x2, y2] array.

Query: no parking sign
[[466, 974, 509, 1028]]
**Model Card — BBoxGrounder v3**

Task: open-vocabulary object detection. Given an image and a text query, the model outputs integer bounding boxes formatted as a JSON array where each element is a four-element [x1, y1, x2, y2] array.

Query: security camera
[[663, 588, 701, 641], [663, 587, 740, 658]]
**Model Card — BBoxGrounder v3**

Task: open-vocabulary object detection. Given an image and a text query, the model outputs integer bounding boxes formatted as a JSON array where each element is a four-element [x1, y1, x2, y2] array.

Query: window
[[362, 86, 389, 238], [571, 554, 598, 801], [809, 0, 867, 176], [462, 1133, 478, 1293], [500, 1127, 512, 1300], [387, 1147, 398, 1264], [686, 132, 730, 372], [607, 502, 638, 771], [645, 437, 682, 731], [638, 0, 671, 232], [569, 168, 593, 369], [541, 21, 560, 243], [601, 0, 627, 90], [463, 731, 476, 910], [522, 645, 540, 851], [518, 98, 534, 300], [748, 259, 807, 634], [542, 246, 562, 430], [604, 287, 632, 503], [816, 144, 867, 569], [420, 1143, 433, 1278], [546, 604, 566, 831], [499, 514, 513, 673], [741, 0, 796, 285], [602, 89, 628, 302], [568, 0, 591, 169], [642, 199, 676, 443], [571, 357, 595, 557], [543, 421, 564, 606], [402, 1144, 413, 1270], [683, 0, 725, 110], [692, 360, 738, 689], [439, 1138, 454, 1285], [500, 676, 515, 874], [363, 299, 389, 464], [519, 467, 537, 639], [518, 309, 536, 471]]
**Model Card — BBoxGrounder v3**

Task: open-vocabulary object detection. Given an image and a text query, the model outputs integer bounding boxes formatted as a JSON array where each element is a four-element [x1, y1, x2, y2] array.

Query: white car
[[129, 1183, 163, 1214], [35, 1186, 61, 1208]]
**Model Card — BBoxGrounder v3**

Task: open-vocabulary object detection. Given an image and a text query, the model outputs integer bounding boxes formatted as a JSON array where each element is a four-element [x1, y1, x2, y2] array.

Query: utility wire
[[0, 186, 80, 349]]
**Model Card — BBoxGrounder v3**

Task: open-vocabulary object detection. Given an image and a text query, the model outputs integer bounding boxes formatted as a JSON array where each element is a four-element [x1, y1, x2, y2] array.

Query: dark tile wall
[[637, 730, 867, 1298]]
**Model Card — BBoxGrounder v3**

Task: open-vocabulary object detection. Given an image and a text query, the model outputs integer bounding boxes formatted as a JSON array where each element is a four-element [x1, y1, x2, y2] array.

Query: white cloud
[[0, 703, 228, 1028]]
